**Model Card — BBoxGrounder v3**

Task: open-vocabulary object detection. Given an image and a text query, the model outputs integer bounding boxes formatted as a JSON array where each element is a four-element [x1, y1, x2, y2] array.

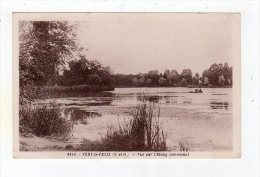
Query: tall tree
[[193, 73, 200, 85], [19, 21, 78, 88], [181, 69, 192, 84], [202, 63, 232, 86]]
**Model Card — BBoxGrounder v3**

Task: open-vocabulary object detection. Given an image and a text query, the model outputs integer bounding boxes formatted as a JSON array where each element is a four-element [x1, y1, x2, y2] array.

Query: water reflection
[[210, 101, 229, 110], [183, 101, 192, 104], [48, 91, 115, 99], [136, 95, 160, 103], [64, 98, 113, 107], [136, 94, 185, 104], [64, 108, 101, 125], [64, 102, 111, 107], [211, 94, 228, 96]]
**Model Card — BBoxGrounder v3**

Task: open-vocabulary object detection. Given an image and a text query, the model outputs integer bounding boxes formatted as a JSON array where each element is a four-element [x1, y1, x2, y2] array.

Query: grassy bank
[[39, 84, 114, 98]]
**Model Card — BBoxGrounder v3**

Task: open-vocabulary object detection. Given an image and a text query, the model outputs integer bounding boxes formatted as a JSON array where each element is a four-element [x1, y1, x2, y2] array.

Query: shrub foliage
[[19, 104, 71, 137]]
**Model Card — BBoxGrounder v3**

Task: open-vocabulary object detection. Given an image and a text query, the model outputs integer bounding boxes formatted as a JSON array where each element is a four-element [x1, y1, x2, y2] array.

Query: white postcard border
[[1, 1, 259, 177]]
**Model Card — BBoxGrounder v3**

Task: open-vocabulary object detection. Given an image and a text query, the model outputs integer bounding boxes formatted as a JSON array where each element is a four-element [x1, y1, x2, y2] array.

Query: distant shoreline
[[42, 84, 232, 92], [38, 84, 232, 99], [113, 85, 232, 89]]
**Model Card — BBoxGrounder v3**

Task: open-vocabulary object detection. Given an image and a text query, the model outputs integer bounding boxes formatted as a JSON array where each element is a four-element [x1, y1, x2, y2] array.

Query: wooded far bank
[[56, 57, 233, 89]]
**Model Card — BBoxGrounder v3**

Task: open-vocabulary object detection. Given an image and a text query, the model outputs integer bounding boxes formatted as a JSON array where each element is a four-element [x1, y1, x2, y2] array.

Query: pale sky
[[76, 13, 240, 75]]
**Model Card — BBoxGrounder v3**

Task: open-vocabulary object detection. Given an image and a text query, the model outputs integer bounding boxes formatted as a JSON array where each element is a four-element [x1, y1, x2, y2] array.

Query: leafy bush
[[19, 104, 71, 137], [77, 102, 167, 151]]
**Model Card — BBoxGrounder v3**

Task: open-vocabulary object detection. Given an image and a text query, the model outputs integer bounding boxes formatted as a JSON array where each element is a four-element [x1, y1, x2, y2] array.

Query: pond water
[[39, 87, 233, 151]]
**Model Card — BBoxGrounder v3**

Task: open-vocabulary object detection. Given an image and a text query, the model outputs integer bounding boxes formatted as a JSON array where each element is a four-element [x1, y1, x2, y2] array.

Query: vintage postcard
[[13, 12, 241, 158]]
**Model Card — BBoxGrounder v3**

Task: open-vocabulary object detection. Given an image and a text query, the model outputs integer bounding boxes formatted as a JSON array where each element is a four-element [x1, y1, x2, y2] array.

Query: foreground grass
[[76, 102, 167, 151]]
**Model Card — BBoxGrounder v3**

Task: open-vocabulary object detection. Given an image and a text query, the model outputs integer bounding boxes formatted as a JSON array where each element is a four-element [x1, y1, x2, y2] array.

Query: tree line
[[114, 63, 232, 87], [57, 61, 232, 88]]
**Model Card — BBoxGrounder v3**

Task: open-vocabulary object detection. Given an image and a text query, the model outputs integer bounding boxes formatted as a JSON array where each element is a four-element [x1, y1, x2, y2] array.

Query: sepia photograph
[[13, 13, 241, 158]]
